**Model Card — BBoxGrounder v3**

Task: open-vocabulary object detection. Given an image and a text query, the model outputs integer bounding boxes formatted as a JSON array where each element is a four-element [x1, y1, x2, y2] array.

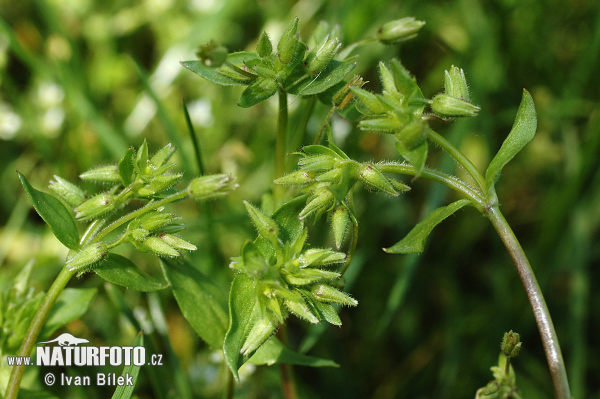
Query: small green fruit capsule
[[350, 87, 389, 115], [299, 187, 335, 220], [79, 165, 120, 183], [332, 206, 350, 248], [149, 173, 183, 193], [358, 164, 399, 196], [277, 17, 299, 65], [501, 330, 522, 358], [66, 242, 108, 272], [395, 121, 426, 150], [308, 37, 340, 75], [377, 17, 425, 44], [274, 170, 315, 185], [256, 31, 273, 57], [74, 192, 116, 220], [284, 297, 319, 323], [240, 315, 278, 356], [142, 236, 180, 257], [49, 175, 86, 207], [432, 94, 480, 118], [357, 116, 403, 134], [311, 284, 358, 306], [243, 200, 279, 239], [187, 174, 238, 201], [444, 66, 470, 102], [150, 143, 176, 168], [332, 75, 365, 110], [159, 234, 197, 251]]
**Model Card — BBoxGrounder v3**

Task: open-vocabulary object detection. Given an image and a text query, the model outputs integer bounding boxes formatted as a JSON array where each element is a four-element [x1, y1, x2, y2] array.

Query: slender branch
[[485, 205, 571, 399], [313, 106, 335, 145], [5, 267, 76, 399], [274, 90, 288, 204], [276, 327, 298, 399], [426, 129, 487, 194]]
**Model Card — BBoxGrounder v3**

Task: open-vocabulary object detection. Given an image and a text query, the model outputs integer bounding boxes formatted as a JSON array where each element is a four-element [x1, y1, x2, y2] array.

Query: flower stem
[[485, 205, 571, 399], [276, 327, 298, 399], [274, 89, 288, 204], [5, 267, 76, 399]]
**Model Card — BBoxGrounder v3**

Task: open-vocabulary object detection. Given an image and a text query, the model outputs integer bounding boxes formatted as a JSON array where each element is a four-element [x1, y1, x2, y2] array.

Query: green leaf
[[40, 288, 97, 339], [485, 90, 537, 190], [249, 337, 339, 367], [18, 172, 80, 249], [238, 77, 278, 108], [395, 140, 428, 177], [272, 195, 307, 244], [111, 332, 143, 399], [118, 146, 135, 186], [223, 273, 260, 382], [181, 52, 259, 86], [385, 199, 472, 254], [160, 258, 228, 349], [95, 254, 168, 292], [293, 60, 356, 96], [16, 389, 61, 399]]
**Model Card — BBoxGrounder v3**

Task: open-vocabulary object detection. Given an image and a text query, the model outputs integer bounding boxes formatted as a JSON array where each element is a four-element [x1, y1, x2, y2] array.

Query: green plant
[[2, 14, 574, 399]]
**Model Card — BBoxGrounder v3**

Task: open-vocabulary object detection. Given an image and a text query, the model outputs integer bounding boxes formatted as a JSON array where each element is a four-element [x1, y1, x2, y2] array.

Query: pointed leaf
[[249, 337, 339, 367], [181, 51, 259, 86], [118, 146, 135, 186], [223, 273, 260, 381], [111, 332, 143, 399], [294, 60, 356, 96], [18, 172, 80, 249], [161, 258, 228, 349], [238, 77, 278, 108], [272, 195, 307, 244], [95, 254, 168, 291], [385, 199, 472, 254], [485, 90, 537, 190], [40, 288, 97, 339]]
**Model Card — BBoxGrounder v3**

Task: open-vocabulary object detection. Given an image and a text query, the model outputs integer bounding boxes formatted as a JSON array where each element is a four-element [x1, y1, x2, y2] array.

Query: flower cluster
[[229, 200, 357, 356]]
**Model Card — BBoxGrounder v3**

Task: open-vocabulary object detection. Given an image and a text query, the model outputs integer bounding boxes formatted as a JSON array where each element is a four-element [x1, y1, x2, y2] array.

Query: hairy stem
[[276, 327, 298, 399], [486, 205, 570, 399], [5, 267, 76, 399], [274, 90, 288, 204]]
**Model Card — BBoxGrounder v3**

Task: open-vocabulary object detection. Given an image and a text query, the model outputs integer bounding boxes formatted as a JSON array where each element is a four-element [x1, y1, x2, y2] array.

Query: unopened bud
[[66, 242, 108, 272], [444, 66, 470, 102], [332, 75, 365, 110], [432, 94, 480, 118], [395, 121, 426, 150], [149, 174, 183, 193], [307, 37, 340, 75], [142, 236, 180, 257], [274, 170, 315, 185], [358, 116, 404, 134], [243, 200, 279, 239], [80, 165, 120, 183], [377, 17, 425, 44], [240, 315, 278, 356], [332, 206, 350, 248], [299, 187, 335, 220], [74, 192, 116, 220], [49, 175, 86, 207], [311, 284, 358, 306], [284, 297, 319, 323], [350, 87, 388, 115], [298, 155, 337, 171], [256, 31, 273, 57], [358, 164, 398, 196], [299, 248, 345, 267], [282, 268, 340, 286], [187, 174, 238, 201], [150, 143, 176, 168], [277, 17, 299, 65], [501, 330, 522, 358], [159, 234, 197, 251], [136, 211, 181, 232]]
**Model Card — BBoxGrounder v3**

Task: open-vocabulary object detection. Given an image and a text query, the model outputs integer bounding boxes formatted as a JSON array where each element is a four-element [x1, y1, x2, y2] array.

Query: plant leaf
[[249, 337, 339, 367], [181, 52, 259, 86], [272, 195, 307, 244], [385, 199, 472, 254], [293, 60, 356, 96], [118, 146, 135, 186], [395, 140, 428, 177], [111, 332, 143, 399], [485, 90, 537, 191], [238, 77, 278, 108], [160, 258, 228, 349], [223, 273, 260, 382], [40, 288, 97, 339], [18, 172, 80, 249], [95, 254, 168, 292]]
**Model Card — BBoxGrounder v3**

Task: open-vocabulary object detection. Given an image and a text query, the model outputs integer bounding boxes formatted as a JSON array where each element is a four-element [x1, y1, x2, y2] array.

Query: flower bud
[[196, 40, 228, 67], [159, 234, 197, 251], [66, 242, 107, 272], [243, 200, 279, 239], [150, 143, 176, 168], [282, 268, 340, 286], [284, 297, 319, 323], [79, 165, 120, 182], [315, 168, 341, 183], [274, 170, 315, 185], [149, 174, 183, 193], [358, 164, 398, 196], [444, 66, 470, 102], [395, 121, 426, 150], [501, 330, 522, 358], [299, 248, 345, 267], [49, 175, 86, 207], [311, 284, 358, 306], [256, 31, 273, 57], [187, 174, 238, 201], [136, 211, 181, 232], [358, 116, 403, 134], [298, 187, 335, 220], [277, 17, 299, 65], [74, 192, 116, 220], [350, 87, 388, 115], [431, 94, 480, 118], [240, 315, 278, 356], [332, 75, 365, 110], [332, 206, 350, 248], [307, 37, 340, 75], [377, 17, 425, 44], [142, 236, 180, 257], [298, 155, 337, 171]]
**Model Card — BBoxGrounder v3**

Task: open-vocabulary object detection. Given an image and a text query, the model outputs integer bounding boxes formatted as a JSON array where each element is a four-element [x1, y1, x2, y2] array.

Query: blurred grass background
[[1, 0, 599, 398]]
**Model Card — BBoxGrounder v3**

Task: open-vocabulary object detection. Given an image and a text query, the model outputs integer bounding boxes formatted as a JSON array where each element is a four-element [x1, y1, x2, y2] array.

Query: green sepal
[[18, 172, 80, 250], [256, 31, 273, 57], [384, 199, 472, 254], [244, 200, 279, 240], [350, 87, 388, 115], [484, 90, 537, 192], [277, 17, 299, 65]]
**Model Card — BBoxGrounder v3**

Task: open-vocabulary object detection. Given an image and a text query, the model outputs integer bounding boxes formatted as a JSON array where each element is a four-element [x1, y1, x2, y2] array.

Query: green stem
[[274, 90, 288, 204], [340, 193, 358, 277], [426, 129, 487, 194], [5, 267, 76, 399], [276, 327, 298, 399], [485, 205, 571, 399], [313, 106, 335, 145]]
